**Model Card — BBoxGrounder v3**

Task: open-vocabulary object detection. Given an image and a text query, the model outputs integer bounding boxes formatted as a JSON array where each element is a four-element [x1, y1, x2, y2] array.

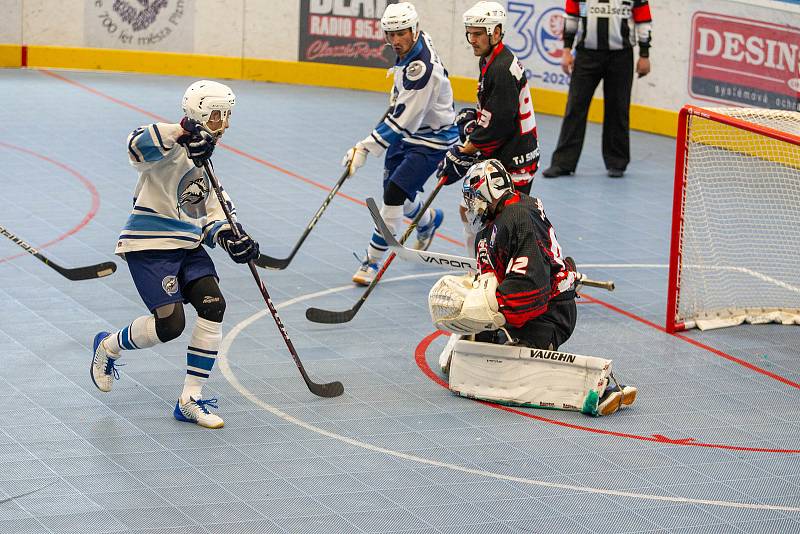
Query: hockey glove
[[342, 142, 368, 177], [217, 224, 260, 264], [438, 146, 478, 185], [455, 107, 477, 143], [178, 117, 216, 167]]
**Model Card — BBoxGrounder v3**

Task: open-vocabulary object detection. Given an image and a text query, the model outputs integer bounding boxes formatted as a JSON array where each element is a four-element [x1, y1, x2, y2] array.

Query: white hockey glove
[[429, 273, 505, 335], [342, 142, 368, 177]]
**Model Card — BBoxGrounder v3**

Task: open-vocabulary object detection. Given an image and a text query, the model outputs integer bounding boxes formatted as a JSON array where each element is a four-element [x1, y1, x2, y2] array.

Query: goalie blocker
[[441, 339, 637, 417]]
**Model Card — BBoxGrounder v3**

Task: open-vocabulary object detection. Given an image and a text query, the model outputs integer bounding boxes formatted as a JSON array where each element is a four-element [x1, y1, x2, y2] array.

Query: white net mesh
[[674, 107, 800, 330]]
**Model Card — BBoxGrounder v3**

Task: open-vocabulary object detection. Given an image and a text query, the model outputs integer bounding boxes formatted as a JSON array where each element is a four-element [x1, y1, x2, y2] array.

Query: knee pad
[[185, 276, 226, 323], [196, 293, 226, 323], [154, 304, 185, 342]]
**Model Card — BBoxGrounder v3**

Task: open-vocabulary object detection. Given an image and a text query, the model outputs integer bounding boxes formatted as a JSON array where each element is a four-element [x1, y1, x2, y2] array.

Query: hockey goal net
[[667, 105, 800, 332]]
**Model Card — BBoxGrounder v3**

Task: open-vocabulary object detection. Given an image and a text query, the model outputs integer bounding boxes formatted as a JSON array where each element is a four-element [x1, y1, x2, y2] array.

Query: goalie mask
[[182, 80, 236, 137], [462, 159, 514, 227]]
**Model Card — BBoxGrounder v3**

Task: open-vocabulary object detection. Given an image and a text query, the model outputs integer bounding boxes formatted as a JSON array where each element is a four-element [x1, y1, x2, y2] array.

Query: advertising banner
[[503, 0, 571, 91], [85, 0, 194, 52], [689, 12, 800, 111], [299, 0, 398, 68]]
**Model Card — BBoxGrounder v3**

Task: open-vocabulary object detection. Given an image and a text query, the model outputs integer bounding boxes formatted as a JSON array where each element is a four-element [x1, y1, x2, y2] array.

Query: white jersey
[[361, 31, 459, 154], [115, 123, 233, 256]]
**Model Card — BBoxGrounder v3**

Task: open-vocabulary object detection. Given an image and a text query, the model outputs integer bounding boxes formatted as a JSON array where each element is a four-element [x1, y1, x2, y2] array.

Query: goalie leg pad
[[438, 333, 464, 375], [447, 340, 612, 415]]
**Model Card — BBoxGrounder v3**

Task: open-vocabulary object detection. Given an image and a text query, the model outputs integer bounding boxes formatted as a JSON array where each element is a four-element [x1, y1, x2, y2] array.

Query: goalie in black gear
[[429, 159, 636, 415]]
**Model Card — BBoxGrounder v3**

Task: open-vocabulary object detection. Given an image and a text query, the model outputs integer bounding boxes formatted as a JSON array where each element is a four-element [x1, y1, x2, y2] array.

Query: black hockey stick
[[201, 160, 344, 398], [0, 224, 116, 281], [306, 175, 447, 324], [255, 166, 350, 270], [367, 200, 616, 290]]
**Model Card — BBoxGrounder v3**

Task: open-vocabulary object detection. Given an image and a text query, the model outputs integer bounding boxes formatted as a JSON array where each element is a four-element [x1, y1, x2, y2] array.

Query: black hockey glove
[[217, 224, 260, 264], [178, 117, 216, 167], [438, 146, 478, 185], [455, 107, 477, 143]]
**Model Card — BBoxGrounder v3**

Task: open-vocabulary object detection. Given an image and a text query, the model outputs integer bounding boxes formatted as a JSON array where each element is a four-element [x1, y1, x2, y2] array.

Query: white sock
[[367, 203, 403, 260], [102, 315, 159, 359], [181, 317, 222, 403], [403, 194, 433, 230]]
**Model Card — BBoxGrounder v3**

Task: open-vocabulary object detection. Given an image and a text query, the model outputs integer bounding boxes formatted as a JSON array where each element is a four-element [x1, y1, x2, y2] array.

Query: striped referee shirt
[[563, 0, 653, 57]]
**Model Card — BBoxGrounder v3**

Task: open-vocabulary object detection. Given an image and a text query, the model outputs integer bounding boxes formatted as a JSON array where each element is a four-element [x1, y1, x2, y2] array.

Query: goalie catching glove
[[429, 272, 505, 334]]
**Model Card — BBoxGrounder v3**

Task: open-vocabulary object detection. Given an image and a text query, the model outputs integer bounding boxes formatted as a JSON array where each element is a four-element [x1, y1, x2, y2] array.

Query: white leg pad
[[438, 333, 463, 375], [448, 340, 612, 415]]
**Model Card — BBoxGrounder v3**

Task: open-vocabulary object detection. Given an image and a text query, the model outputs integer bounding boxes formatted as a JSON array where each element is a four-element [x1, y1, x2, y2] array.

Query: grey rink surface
[[0, 68, 799, 534]]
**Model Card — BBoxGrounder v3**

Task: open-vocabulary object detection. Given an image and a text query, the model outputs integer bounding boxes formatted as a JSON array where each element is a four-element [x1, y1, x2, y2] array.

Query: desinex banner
[[299, 0, 398, 68], [689, 12, 800, 111]]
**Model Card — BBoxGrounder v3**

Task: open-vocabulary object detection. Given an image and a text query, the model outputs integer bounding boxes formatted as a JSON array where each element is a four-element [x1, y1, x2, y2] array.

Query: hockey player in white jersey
[[344, 2, 459, 285], [90, 80, 260, 429]]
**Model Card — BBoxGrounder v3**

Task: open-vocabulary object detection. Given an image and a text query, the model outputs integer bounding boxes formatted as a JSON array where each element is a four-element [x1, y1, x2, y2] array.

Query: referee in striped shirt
[[542, 0, 652, 179]]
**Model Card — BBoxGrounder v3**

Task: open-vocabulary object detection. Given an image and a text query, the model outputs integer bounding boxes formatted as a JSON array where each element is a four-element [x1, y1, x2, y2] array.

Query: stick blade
[[254, 254, 291, 270], [58, 261, 118, 281], [305, 306, 356, 324], [308, 380, 345, 398]]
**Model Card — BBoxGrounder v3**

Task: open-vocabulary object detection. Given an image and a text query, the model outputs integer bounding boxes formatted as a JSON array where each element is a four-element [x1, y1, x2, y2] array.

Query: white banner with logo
[[84, 0, 195, 52]]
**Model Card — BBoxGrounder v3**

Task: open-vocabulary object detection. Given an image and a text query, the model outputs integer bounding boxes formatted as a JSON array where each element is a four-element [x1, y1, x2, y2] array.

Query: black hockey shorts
[[476, 292, 577, 350]]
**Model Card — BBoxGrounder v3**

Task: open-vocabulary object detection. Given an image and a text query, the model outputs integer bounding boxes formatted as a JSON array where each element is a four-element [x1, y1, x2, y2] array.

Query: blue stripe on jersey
[[134, 128, 164, 162], [119, 233, 199, 242], [203, 220, 227, 247], [151, 124, 167, 150], [187, 353, 216, 371], [123, 213, 201, 235], [132, 205, 159, 214], [375, 121, 402, 146]]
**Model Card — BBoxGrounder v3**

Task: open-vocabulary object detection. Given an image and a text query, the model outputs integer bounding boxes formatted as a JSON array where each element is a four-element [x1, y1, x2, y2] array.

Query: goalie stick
[[201, 160, 344, 398], [0, 225, 117, 281], [254, 166, 350, 270], [305, 175, 448, 324], [366, 198, 616, 291]]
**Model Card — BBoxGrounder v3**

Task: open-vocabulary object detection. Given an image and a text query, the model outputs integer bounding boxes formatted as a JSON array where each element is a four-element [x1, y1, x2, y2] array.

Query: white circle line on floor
[[218, 272, 800, 513]]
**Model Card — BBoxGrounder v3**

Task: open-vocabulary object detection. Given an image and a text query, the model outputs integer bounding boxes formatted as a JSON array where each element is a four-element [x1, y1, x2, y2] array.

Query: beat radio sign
[[689, 13, 800, 111]]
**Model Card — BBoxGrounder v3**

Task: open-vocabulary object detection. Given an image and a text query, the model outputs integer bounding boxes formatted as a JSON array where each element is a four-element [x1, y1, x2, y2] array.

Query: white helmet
[[462, 159, 514, 225], [463, 1, 506, 37], [381, 2, 419, 34], [182, 80, 236, 133]]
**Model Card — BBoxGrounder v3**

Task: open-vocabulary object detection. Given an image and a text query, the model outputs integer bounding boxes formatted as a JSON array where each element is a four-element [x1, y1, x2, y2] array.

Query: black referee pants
[[549, 47, 634, 172]]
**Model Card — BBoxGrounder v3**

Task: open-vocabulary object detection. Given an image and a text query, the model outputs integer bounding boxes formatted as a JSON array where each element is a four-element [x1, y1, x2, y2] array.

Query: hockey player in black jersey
[[438, 1, 541, 254], [453, 159, 637, 415]]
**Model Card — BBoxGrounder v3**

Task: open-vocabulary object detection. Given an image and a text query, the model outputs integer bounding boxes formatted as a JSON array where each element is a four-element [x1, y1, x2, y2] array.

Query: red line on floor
[[38, 69, 463, 246], [0, 141, 100, 264], [416, 330, 800, 454]]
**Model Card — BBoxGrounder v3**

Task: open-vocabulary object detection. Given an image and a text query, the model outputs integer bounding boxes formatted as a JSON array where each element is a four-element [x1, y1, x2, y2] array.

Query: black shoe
[[607, 168, 625, 178], [542, 165, 573, 178]]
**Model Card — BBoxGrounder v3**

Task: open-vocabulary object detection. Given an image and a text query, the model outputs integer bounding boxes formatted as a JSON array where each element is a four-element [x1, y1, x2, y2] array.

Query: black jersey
[[469, 42, 540, 179], [474, 193, 576, 328]]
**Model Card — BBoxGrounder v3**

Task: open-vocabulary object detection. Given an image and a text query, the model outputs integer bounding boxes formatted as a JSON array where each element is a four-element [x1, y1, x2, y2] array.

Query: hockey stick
[[366, 198, 616, 291], [254, 166, 350, 270], [0, 225, 117, 281], [306, 175, 448, 324], [201, 160, 344, 398]]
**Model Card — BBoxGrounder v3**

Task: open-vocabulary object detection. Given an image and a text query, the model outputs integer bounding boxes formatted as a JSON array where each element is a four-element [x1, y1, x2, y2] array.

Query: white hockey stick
[[366, 198, 615, 291]]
